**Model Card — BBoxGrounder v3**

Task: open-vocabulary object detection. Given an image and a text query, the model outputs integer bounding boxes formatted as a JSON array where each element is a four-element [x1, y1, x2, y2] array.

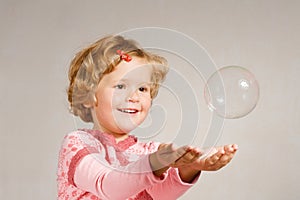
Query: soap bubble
[[204, 66, 259, 119]]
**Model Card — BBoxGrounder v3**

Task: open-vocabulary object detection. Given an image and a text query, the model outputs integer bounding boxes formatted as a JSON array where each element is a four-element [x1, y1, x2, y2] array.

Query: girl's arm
[[59, 132, 166, 199], [74, 153, 165, 199], [73, 141, 190, 199], [145, 144, 201, 200], [146, 167, 200, 200]]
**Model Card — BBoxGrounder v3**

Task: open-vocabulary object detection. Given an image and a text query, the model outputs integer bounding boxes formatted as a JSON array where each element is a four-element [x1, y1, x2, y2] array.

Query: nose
[[126, 89, 140, 103]]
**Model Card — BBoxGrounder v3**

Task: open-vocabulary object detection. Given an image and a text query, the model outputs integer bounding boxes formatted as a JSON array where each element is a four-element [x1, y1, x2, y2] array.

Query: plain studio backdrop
[[1, 0, 299, 199]]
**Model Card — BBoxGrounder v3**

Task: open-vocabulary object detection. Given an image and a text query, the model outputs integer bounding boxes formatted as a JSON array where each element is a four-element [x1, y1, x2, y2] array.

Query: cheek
[[94, 90, 114, 120], [143, 97, 152, 112], [97, 88, 121, 108]]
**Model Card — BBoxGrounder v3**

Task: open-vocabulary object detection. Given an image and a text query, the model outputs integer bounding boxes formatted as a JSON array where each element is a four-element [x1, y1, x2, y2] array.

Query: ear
[[83, 102, 93, 108], [83, 95, 98, 108]]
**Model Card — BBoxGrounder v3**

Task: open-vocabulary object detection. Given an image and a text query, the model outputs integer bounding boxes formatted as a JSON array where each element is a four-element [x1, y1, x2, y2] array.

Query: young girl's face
[[92, 56, 153, 139]]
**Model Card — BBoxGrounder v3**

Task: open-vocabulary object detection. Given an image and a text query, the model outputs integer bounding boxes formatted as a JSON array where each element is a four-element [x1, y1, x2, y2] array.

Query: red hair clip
[[117, 50, 132, 62]]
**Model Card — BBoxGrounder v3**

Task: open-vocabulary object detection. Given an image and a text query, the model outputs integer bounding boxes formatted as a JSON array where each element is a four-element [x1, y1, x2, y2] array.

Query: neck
[[92, 124, 129, 143]]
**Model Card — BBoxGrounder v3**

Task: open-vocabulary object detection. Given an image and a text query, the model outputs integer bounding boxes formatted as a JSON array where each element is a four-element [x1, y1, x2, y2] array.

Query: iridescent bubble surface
[[204, 66, 260, 119]]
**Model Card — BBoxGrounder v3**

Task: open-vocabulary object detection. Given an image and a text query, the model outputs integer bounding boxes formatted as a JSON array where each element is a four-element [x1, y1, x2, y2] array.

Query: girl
[[57, 35, 238, 200]]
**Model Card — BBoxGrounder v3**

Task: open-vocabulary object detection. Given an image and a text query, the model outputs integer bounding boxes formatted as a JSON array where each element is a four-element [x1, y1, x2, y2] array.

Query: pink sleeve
[[146, 167, 201, 200], [74, 153, 166, 199]]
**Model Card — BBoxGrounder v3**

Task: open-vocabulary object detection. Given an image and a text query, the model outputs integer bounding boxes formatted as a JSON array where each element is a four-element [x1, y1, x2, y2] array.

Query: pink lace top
[[57, 129, 199, 200]]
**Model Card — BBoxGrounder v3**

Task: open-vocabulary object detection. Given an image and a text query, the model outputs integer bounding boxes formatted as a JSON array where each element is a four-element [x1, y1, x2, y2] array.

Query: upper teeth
[[120, 109, 137, 113]]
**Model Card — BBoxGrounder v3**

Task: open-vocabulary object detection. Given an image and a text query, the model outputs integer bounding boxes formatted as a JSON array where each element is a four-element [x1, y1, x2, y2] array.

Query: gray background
[[1, 0, 299, 199]]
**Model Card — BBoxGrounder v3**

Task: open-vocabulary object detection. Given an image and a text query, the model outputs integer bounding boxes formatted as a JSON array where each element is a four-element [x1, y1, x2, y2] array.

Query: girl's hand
[[192, 144, 238, 171], [156, 144, 238, 182], [149, 143, 190, 176], [170, 147, 202, 167]]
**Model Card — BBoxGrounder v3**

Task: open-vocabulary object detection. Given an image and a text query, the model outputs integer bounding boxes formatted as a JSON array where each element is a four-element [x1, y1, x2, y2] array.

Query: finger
[[202, 145, 238, 171], [158, 143, 169, 150], [226, 144, 233, 152], [154, 144, 190, 168], [206, 150, 224, 165], [170, 147, 202, 167], [224, 144, 237, 153], [167, 145, 190, 163], [232, 144, 239, 151], [207, 149, 224, 160], [219, 151, 235, 164], [177, 149, 201, 164], [188, 148, 202, 162]]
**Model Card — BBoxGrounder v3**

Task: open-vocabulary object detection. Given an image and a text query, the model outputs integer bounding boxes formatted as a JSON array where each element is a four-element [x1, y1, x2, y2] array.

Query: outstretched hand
[[171, 144, 238, 183], [149, 143, 238, 178], [169, 144, 238, 171], [195, 144, 238, 171]]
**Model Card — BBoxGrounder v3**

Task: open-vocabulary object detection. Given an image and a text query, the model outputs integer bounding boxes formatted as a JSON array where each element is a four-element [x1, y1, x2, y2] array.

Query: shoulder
[[57, 130, 103, 191], [62, 130, 101, 146], [59, 130, 104, 158]]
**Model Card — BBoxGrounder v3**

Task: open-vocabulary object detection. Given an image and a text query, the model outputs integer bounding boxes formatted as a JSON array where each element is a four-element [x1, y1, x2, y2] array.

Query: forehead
[[105, 57, 153, 83]]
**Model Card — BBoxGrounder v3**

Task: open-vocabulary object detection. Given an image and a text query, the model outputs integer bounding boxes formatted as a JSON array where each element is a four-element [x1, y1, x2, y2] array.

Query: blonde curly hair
[[67, 35, 169, 122]]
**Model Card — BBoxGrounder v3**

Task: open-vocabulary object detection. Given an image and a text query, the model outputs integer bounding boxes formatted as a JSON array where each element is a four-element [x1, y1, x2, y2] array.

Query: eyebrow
[[112, 78, 151, 85], [112, 78, 151, 84]]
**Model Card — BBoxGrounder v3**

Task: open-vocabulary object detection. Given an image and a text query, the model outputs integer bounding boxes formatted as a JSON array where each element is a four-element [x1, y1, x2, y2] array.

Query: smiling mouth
[[117, 108, 139, 114]]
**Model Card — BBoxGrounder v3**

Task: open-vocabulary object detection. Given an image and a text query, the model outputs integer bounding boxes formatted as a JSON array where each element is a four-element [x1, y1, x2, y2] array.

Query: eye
[[138, 86, 149, 92], [114, 84, 126, 89]]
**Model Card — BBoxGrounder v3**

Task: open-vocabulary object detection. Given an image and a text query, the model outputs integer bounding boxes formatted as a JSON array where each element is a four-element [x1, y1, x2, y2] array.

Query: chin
[[116, 121, 144, 133], [117, 126, 138, 133]]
